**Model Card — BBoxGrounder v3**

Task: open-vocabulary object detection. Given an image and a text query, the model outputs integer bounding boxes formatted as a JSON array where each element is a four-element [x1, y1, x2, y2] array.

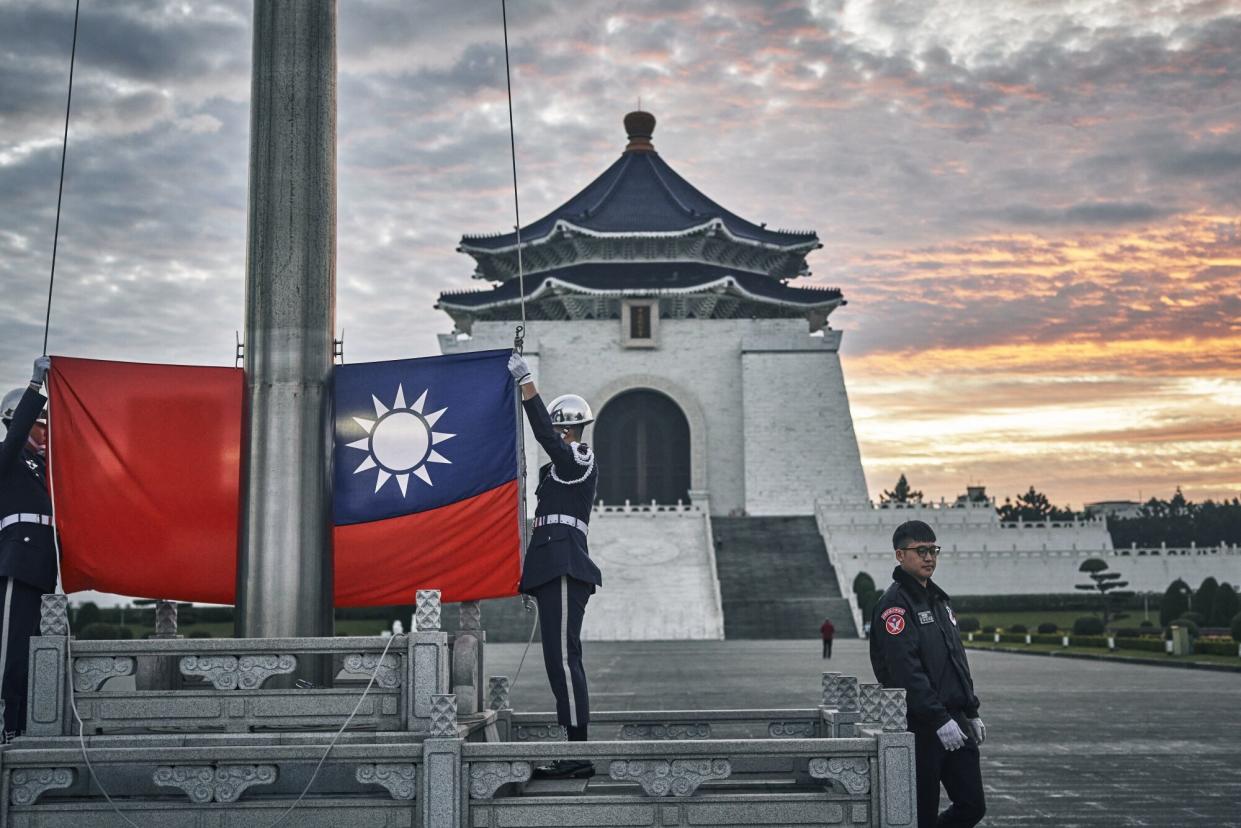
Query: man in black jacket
[[869, 520, 986, 828], [0, 356, 56, 736], [508, 351, 601, 779]]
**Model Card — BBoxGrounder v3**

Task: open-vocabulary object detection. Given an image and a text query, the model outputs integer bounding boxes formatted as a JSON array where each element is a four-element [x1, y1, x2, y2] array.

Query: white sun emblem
[[346, 384, 455, 496]]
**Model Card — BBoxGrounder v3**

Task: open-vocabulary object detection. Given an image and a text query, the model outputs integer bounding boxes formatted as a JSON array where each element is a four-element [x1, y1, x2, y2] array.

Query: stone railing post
[[27, 595, 70, 736], [874, 687, 915, 826], [421, 693, 462, 828], [408, 590, 449, 734], [820, 672, 862, 737], [452, 601, 484, 716], [488, 675, 512, 740], [137, 600, 182, 691]]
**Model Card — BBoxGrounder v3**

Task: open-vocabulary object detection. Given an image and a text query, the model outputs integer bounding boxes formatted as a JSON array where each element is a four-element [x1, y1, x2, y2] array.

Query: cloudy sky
[[2, 0, 1239, 509]]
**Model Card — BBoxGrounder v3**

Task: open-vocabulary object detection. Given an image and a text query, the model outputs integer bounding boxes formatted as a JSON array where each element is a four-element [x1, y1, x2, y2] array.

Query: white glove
[[507, 352, 532, 385], [968, 717, 985, 745], [32, 356, 51, 385], [936, 719, 966, 751]]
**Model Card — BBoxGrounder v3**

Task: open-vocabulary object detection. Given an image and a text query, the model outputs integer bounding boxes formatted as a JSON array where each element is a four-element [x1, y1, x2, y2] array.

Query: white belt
[[0, 514, 52, 531], [533, 514, 589, 537]]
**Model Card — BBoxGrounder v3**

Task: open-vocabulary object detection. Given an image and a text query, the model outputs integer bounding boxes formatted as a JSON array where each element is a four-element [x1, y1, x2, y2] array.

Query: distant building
[[1084, 500, 1143, 520]]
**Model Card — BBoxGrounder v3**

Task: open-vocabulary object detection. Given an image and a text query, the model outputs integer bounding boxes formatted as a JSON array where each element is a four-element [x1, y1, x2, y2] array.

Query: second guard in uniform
[[869, 520, 986, 828], [0, 356, 57, 736], [508, 351, 602, 779]]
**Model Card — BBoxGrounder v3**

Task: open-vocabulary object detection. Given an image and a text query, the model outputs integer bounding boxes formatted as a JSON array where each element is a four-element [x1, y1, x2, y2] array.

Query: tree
[[881, 474, 922, 505], [1194, 577, 1219, 623], [998, 486, 1076, 522], [852, 572, 876, 596], [1211, 582, 1239, 627], [1160, 579, 1191, 626], [1074, 558, 1131, 626]]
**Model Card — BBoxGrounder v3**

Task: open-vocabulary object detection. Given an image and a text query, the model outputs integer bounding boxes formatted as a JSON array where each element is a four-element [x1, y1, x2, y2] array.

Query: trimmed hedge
[[1030, 633, 1064, 646], [76, 623, 134, 640], [952, 593, 1158, 612], [1195, 639, 1240, 657], [1009, 624, 1028, 633], [1114, 637, 1167, 654], [957, 616, 981, 633], [997, 633, 1027, 644], [1072, 635, 1109, 649], [1037, 622, 1058, 634]]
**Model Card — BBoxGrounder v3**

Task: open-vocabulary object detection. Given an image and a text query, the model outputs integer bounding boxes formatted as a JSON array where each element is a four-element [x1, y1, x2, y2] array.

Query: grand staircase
[[712, 516, 856, 639]]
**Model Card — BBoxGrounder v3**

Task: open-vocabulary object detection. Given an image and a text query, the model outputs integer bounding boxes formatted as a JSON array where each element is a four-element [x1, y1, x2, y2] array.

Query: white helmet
[[548, 394, 594, 428], [1, 387, 47, 424]]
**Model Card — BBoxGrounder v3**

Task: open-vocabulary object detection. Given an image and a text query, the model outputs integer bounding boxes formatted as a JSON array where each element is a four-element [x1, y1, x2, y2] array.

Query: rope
[[42, 0, 81, 357], [501, 0, 527, 350], [499, 0, 541, 683]]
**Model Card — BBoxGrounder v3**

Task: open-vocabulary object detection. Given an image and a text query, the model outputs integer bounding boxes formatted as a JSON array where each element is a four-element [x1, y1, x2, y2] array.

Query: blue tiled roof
[[437, 263, 843, 309], [460, 150, 818, 251]]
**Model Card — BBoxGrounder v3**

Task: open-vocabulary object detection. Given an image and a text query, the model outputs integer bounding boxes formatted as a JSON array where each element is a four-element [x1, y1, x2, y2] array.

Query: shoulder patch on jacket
[[881, 606, 907, 635]]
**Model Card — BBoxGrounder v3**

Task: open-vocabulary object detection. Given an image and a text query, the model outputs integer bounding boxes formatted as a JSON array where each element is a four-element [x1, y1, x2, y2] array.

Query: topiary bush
[[1009, 624, 1028, 633], [76, 623, 134, 640], [957, 616, 981, 632], [981, 625, 997, 634], [1139, 619, 1155, 628], [1072, 616, 1105, 635], [1037, 622, 1058, 634], [1181, 611, 1207, 626]]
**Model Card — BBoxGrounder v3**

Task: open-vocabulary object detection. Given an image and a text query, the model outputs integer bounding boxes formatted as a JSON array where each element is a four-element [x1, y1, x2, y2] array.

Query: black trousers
[[0, 577, 45, 735], [822, 639, 833, 658], [913, 726, 986, 828], [531, 575, 591, 730]]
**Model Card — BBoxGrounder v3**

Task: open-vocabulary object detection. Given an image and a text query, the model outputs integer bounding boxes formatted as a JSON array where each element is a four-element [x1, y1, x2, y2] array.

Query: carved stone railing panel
[[9, 768, 75, 806], [514, 723, 565, 741], [40, 595, 69, 636], [153, 764, 277, 803], [469, 761, 532, 799], [609, 758, 730, 797], [154, 600, 178, 636], [820, 671, 841, 707], [880, 689, 907, 732], [618, 722, 710, 740], [488, 676, 511, 711], [343, 651, 400, 688], [809, 757, 871, 795], [768, 720, 815, 738], [415, 589, 442, 631], [179, 654, 297, 690], [356, 763, 417, 800], [430, 693, 457, 737], [72, 656, 135, 692]]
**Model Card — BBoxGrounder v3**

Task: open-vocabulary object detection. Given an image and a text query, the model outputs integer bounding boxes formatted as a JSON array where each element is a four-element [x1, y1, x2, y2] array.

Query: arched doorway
[[594, 389, 691, 504]]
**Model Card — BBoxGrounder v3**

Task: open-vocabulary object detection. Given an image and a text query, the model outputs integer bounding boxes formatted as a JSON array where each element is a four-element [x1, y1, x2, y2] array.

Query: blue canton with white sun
[[333, 350, 519, 526]]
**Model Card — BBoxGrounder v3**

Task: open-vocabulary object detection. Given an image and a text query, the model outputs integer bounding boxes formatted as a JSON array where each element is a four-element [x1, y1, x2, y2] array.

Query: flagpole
[[235, 0, 337, 668]]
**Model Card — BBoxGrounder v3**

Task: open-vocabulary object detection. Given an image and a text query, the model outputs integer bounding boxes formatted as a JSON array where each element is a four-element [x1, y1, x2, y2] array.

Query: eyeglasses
[[900, 545, 941, 559]]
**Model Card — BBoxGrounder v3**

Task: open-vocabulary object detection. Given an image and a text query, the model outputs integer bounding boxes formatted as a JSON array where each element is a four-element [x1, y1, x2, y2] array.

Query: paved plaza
[[487, 638, 1241, 827]]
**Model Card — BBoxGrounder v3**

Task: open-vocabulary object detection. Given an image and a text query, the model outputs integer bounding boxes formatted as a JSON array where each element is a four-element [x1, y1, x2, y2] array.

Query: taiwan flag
[[332, 349, 522, 605], [47, 350, 522, 606]]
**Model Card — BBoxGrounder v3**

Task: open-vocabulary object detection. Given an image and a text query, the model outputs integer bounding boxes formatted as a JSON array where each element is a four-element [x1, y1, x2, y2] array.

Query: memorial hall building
[[438, 112, 1239, 640]]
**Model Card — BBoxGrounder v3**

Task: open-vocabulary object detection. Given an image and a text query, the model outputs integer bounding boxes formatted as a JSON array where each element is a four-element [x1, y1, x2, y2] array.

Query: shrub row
[[952, 593, 1159, 613]]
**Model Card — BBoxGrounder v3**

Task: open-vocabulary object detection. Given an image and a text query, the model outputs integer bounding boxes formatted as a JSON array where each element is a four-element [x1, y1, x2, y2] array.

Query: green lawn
[[964, 640, 1241, 668]]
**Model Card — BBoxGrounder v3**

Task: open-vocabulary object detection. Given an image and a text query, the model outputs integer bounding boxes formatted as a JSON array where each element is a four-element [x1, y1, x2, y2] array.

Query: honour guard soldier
[[508, 352, 601, 779], [0, 357, 57, 736], [869, 520, 986, 828]]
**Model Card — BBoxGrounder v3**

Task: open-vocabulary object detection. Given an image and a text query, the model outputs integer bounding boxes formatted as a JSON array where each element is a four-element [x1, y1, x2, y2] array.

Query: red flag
[[49, 357, 243, 603], [47, 356, 522, 605]]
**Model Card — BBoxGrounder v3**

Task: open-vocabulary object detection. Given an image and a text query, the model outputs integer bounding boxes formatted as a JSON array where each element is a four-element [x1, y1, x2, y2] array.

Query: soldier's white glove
[[32, 356, 51, 385], [968, 717, 985, 745], [507, 352, 532, 386], [936, 719, 966, 751]]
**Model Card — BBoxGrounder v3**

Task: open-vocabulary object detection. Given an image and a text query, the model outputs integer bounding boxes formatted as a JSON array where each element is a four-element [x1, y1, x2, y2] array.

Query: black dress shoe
[[533, 759, 595, 779]]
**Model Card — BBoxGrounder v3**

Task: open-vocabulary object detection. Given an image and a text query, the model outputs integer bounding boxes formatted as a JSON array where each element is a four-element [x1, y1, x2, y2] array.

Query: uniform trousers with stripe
[[531, 575, 592, 732], [0, 576, 45, 735]]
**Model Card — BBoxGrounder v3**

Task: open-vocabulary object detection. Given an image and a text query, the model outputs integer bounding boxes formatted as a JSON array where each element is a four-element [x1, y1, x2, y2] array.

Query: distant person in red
[[821, 617, 836, 659]]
